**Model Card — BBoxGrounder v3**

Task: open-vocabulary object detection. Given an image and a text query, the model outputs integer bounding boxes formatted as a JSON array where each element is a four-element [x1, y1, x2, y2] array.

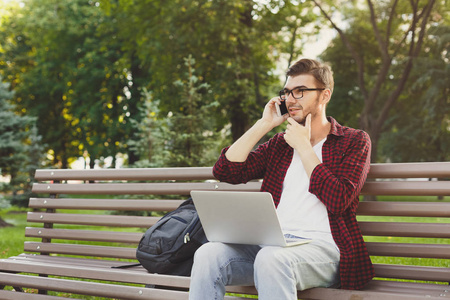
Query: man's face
[[283, 74, 323, 124]]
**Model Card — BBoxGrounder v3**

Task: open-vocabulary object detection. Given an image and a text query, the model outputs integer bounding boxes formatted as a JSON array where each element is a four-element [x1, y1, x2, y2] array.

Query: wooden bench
[[0, 162, 449, 299]]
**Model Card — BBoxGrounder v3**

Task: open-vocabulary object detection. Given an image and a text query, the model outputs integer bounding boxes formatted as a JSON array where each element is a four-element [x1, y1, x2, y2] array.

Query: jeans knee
[[254, 247, 288, 275], [192, 242, 258, 291], [193, 242, 224, 267]]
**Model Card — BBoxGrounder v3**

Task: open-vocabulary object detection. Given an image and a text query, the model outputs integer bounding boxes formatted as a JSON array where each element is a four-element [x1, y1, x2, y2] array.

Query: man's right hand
[[225, 97, 288, 162], [261, 97, 289, 129]]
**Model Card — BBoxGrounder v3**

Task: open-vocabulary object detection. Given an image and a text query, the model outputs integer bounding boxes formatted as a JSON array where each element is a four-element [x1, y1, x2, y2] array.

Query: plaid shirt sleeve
[[213, 144, 268, 184], [213, 133, 286, 184]]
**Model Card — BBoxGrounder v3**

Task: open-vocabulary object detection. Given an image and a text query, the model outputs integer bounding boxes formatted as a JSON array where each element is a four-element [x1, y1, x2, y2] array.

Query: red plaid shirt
[[213, 117, 375, 290]]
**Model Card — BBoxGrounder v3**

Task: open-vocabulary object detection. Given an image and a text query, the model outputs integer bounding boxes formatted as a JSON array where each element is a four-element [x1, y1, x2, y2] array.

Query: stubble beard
[[290, 95, 321, 125]]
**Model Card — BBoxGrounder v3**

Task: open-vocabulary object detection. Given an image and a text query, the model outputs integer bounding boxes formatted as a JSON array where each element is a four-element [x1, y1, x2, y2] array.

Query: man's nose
[[286, 93, 296, 104]]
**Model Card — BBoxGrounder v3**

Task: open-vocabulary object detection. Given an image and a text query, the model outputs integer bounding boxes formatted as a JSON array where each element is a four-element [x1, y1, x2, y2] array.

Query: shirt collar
[[327, 116, 345, 137]]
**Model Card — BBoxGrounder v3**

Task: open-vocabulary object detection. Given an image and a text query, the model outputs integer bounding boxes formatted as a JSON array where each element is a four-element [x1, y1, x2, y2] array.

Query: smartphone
[[275, 100, 289, 117]]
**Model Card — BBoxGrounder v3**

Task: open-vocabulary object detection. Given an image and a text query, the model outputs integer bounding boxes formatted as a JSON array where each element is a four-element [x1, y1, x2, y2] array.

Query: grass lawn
[[0, 196, 448, 298], [0, 208, 29, 258]]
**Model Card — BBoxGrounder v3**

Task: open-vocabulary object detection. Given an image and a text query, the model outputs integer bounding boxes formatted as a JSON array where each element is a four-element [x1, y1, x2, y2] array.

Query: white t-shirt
[[276, 138, 338, 249]]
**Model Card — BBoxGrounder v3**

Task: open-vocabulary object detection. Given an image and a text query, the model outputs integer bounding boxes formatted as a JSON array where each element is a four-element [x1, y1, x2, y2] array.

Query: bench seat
[[1, 255, 449, 299]]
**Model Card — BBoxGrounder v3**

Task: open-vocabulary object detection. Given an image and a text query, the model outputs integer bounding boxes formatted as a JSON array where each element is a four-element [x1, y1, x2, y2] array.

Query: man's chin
[[291, 115, 306, 125]]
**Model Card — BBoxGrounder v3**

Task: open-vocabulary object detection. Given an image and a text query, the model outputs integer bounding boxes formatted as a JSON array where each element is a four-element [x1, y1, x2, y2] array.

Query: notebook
[[190, 190, 312, 247]]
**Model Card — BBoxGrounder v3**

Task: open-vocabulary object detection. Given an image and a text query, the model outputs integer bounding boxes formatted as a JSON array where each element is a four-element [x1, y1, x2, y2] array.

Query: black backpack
[[136, 198, 208, 276]]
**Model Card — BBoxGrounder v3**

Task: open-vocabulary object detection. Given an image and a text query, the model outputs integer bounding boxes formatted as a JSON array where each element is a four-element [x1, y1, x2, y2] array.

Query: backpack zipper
[[184, 216, 200, 243]]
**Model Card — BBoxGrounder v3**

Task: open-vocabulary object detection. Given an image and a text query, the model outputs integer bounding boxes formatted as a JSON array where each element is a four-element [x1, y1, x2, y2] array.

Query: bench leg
[[38, 274, 48, 295]]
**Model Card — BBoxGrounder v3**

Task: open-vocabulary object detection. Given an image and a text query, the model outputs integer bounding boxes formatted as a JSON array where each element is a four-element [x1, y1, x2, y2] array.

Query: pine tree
[[164, 55, 220, 167], [0, 77, 45, 209], [129, 56, 223, 168]]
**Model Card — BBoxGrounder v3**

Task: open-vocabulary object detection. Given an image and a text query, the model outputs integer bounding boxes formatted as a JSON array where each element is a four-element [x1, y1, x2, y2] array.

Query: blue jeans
[[189, 239, 340, 300]]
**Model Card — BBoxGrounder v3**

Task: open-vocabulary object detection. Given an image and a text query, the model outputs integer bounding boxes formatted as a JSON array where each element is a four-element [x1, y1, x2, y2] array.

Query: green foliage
[[0, 0, 446, 168], [0, 77, 46, 207], [99, 0, 315, 141], [129, 56, 225, 168], [1, 0, 319, 168], [0, 0, 136, 167]]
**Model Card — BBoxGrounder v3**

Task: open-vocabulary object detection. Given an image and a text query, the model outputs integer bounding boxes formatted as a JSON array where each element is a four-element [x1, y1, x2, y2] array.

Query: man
[[189, 58, 374, 300]]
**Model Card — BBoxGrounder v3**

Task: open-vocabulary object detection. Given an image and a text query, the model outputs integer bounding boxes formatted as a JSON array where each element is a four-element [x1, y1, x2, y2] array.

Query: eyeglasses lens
[[292, 88, 303, 99]]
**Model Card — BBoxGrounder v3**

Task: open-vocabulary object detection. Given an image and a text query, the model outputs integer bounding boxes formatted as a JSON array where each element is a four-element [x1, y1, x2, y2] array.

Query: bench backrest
[[29, 162, 450, 283]]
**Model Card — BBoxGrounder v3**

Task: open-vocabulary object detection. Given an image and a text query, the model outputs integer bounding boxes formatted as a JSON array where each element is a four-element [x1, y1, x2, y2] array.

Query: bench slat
[[32, 181, 262, 195], [0, 272, 189, 300], [29, 198, 184, 211], [361, 280, 450, 297], [11, 253, 144, 269], [27, 212, 157, 228], [366, 242, 450, 259], [0, 256, 191, 288], [28, 198, 450, 219], [228, 281, 450, 300], [33, 162, 450, 181], [359, 222, 450, 238], [32, 180, 450, 196], [297, 286, 447, 300], [25, 227, 143, 244], [25, 223, 449, 245], [24, 240, 450, 261], [29, 198, 450, 218], [368, 162, 450, 178], [34, 167, 214, 181], [357, 201, 450, 217], [374, 263, 450, 282], [24, 242, 136, 259], [361, 181, 450, 196]]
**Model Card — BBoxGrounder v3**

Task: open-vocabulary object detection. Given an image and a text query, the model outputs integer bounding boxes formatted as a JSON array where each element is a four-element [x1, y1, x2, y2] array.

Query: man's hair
[[286, 59, 334, 92]]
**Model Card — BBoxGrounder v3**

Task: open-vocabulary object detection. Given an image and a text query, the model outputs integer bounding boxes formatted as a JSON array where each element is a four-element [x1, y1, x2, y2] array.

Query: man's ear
[[322, 89, 332, 104]]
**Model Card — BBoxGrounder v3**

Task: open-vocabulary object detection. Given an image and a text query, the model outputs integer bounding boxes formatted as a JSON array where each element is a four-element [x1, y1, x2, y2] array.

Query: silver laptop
[[190, 190, 311, 247]]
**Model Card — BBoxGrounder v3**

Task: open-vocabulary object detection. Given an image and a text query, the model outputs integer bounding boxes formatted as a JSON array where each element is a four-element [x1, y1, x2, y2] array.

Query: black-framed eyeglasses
[[279, 87, 325, 100]]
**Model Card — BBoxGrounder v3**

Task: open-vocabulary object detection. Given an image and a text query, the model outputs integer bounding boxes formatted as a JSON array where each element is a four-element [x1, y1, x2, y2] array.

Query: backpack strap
[[111, 263, 142, 269]]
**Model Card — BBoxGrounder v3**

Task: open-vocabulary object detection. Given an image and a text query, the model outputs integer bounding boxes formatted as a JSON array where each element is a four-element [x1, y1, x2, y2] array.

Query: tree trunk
[[364, 122, 382, 164], [127, 52, 148, 166], [229, 0, 252, 142], [230, 99, 250, 142], [362, 124, 381, 202]]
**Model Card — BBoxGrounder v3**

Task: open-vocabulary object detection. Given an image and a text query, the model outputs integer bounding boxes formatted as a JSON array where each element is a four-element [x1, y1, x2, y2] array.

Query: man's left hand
[[284, 114, 311, 151]]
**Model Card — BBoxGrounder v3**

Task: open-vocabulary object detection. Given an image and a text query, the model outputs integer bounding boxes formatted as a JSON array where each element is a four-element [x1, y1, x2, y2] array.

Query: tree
[[162, 56, 222, 167], [129, 56, 223, 168], [313, 0, 442, 161], [0, 78, 45, 208], [0, 0, 134, 168], [379, 22, 449, 162]]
